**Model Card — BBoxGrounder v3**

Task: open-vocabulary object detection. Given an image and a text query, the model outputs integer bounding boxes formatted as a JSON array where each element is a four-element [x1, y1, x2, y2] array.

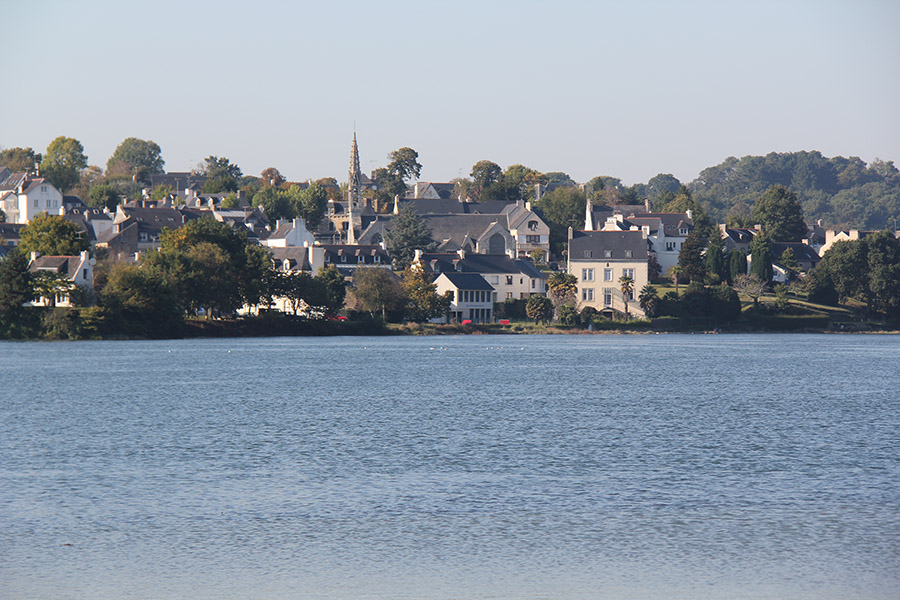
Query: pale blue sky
[[3, 0, 898, 186]]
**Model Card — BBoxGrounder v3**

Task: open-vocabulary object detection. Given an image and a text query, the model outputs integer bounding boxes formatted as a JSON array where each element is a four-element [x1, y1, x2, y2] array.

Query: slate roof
[[771, 242, 821, 264], [630, 212, 693, 236], [270, 247, 312, 272], [439, 272, 494, 291], [0, 223, 25, 242], [28, 255, 83, 280], [419, 252, 546, 279], [149, 172, 208, 191], [569, 230, 650, 261], [721, 227, 757, 244]]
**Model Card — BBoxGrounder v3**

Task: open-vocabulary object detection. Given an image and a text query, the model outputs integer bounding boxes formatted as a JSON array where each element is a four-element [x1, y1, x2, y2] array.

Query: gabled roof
[[771, 242, 821, 263], [569, 230, 650, 261], [721, 227, 758, 244], [438, 272, 494, 290], [630, 212, 692, 236], [419, 252, 546, 279], [28, 255, 84, 280], [270, 247, 312, 272]]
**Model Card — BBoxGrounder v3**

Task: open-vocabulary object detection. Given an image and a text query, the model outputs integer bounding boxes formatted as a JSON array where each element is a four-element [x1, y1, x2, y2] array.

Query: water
[[1, 334, 898, 599]]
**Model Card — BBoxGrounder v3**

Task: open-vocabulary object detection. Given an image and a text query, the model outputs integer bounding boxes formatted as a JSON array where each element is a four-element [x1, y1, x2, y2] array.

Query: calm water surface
[[1, 334, 898, 599]]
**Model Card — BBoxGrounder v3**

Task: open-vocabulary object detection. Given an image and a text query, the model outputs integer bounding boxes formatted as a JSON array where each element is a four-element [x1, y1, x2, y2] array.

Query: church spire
[[584, 190, 594, 230], [347, 132, 360, 244]]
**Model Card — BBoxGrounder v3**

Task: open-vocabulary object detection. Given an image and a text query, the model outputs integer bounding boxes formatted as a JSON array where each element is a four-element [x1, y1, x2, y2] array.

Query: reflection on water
[[1, 334, 899, 599]]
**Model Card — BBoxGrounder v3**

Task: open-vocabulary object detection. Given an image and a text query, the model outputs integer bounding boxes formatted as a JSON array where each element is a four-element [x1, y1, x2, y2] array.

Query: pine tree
[[705, 234, 726, 281], [677, 229, 707, 283], [728, 249, 747, 285], [385, 207, 437, 268], [0, 248, 34, 323], [750, 234, 774, 284]]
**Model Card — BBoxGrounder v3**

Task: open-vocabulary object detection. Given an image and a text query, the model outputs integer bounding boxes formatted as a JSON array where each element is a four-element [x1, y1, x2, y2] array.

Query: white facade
[[0, 178, 64, 224]]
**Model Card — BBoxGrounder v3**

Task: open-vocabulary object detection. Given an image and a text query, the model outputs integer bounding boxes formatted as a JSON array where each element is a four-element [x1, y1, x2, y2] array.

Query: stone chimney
[[414, 249, 423, 263], [457, 248, 466, 259]]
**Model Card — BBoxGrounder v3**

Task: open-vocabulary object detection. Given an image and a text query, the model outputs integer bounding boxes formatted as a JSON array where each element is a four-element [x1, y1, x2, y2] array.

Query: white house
[[261, 217, 317, 248], [0, 172, 64, 224], [413, 249, 546, 302], [26, 251, 94, 307], [434, 272, 494, 324]]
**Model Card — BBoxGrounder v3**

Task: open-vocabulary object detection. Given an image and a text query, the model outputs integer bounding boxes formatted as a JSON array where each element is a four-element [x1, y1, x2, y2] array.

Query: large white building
[[0, 171, 64, 224]]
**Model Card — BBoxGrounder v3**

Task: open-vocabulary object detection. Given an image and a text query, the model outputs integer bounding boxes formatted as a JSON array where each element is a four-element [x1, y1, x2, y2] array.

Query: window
[[506, 291, 513, 299], [82, 269, 88, 280], [584, 250, 592, 258], [666, 241, 676, 251], [340, 255, 347, 263], [374, 255, 381, 263], [506, 275, 513, 285], [622, 268, 635, 279], [625, 250, 633, 258], [528, 220, 538, 231], [679, 228, 688, 235], [358, 255, 365, 263], [531, 279, 536, 289], [604, 250, 612, 258], [33, 198, 39, 208], [527, 235, 540, 244], [582, 288, 594, 301], [603, 288, 613, 306], [582, 268, 594, 281], [604, 268, 613, 281]]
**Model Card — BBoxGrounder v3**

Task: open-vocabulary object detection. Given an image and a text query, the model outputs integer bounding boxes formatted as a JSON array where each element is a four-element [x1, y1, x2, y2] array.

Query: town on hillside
[[1, 136, 899, 338]]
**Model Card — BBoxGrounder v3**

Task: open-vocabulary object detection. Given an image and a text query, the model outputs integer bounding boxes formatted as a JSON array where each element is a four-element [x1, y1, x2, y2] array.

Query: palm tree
[[618, 275, 634, 320], [638, 284, 658, 317]]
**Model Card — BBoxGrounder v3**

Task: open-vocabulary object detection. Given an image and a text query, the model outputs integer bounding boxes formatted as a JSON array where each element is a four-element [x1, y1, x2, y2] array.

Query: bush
[[557, 304, 578, 326]]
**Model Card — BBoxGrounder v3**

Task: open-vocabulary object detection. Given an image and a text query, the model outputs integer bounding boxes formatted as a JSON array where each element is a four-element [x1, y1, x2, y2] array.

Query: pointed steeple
[[346, 131, 360, 244], [584, 191, 594, 230]]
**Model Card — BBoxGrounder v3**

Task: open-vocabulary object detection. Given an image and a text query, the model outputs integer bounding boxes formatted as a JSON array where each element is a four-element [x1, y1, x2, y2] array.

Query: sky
[[3, 0, 899, 186]]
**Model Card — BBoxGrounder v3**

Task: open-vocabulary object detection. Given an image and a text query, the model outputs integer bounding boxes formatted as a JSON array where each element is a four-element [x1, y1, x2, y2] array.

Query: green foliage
[[813, 231, 900, 317], [19, 213, 90, 256], [403, 265, 450, 322], [470, 160, 502, 194], [0, 146, 37, 172], [100, 263, 182, 337], [353, 267, 405, 321], [689, 151, 900, 229], [106, 138, 164, 182], [728, 249, 747, 284], [525, 294, 553, 324], [547, 272, 577, 308], [752, 185, 807, 241], [253, 186, 292, 221], [579, 305, 598, 327], [387, 147, 422, 182], [0, 248, 34, 322], [638, 284, 659, 317], [557, 304, 578, 326], [657, 282, 740, 323], [200, 156, 242, 193], [314, 266, 347, 317], [705, 234, 726, 281], [385, 206, 437, 269], [619, 275, 634, 318], [677, 229, 706, 283], [41, 136, 88, 192], [533, 186, 584, 256], [88, 183, 121, 211], [259, 167, 285, 188], [292, 182, 328, 229], [749, 234, 774, 283]]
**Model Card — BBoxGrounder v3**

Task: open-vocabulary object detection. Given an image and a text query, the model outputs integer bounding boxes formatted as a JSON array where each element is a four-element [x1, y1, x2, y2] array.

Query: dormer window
[[584, 250, 592, 258], [341, 255, 347, 263], [374, 255, 381, 264], [603, 250, 612, 258], [679, 228, 688, 235], [625, 250, 633, 258]]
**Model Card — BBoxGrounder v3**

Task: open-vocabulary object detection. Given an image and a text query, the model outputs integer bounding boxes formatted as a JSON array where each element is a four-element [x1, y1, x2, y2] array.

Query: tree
[[100, 263, 182, 337], [749, 233, 774, 283], [291, 182, 328, 229], [670, 265, 683, 295], [403, 264, 451, 322], [31, 270, 76, 308], [704, 233, 726, 282], [253, 187, 293, 221], [678, 229, 707, 283], [353, 267, 405, 321], [638, 284, 659, 317], [0, 147, 37, 172], [752, 185, 807, 242], [533, 186, 584, 256], [279, 271, 320, 315], [546, 272, 577, 311], [19, 213, 90, 256], [814, 232, 900, 317], [387, 147, 422, 182], [733, 274, 767, 310], [260, 167, 285, 188], [88, 183, 121, 211], [241, 244, 278, 311], [200, 156, 242, 193], [106, 137, 165, 182], [470, 160, 502, 194], [525, 295, 553, 324], [385, 206, 436, 268], [557, 304, 578, 326], [0, 248, 34, 323], [728, 249, 747, 284], [619, 275, 634, 319], [41, 136, 88, 193], [314, 266, 347, 318]]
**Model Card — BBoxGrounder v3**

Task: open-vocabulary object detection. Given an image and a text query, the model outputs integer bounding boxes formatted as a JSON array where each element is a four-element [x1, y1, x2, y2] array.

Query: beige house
[[567, 228, 650, 317]]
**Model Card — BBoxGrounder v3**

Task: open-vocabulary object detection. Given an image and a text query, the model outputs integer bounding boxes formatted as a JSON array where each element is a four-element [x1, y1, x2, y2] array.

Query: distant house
[[320, 244, 390, 276], [0, 172, 64, 224], [568, 228, 650, 317], [149, 172, 208, 198], [405, 181, 457, 200], [413, 249, 546, 302], [434, 272, 494, 324], [589, 203, 692, 274], [771, 242, 821, 272], [262, 218, 316, 248], [27, 251, 94, 307], [96, 203, 197, 256]]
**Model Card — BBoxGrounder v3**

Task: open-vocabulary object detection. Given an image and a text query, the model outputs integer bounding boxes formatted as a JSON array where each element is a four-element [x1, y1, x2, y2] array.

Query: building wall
[[569, 258, 649, 316]]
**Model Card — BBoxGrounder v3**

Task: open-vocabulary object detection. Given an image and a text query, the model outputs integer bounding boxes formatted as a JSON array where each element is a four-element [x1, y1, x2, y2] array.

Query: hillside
[[687, 151, 900, 230]]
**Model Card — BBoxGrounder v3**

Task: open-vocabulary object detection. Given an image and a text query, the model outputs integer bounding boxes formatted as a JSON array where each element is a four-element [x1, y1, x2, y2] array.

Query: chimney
[[457, 248, 466, 259], [686, 209, 693, 220], [393, 195, 400, 215], [30, 251, 38, 263], [568, 226, 573, 240], [645, 197, 650, 212], [525, 201, 531, 211], [414, 249, 423, 263]]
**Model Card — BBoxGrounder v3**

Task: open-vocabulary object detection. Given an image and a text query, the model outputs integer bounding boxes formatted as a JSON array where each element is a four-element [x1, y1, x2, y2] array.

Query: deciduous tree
[[41, 136, 88, 192], [19, 213, 90, 256], [106, 137, 165, 182], [752, 185, 807, 242]]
